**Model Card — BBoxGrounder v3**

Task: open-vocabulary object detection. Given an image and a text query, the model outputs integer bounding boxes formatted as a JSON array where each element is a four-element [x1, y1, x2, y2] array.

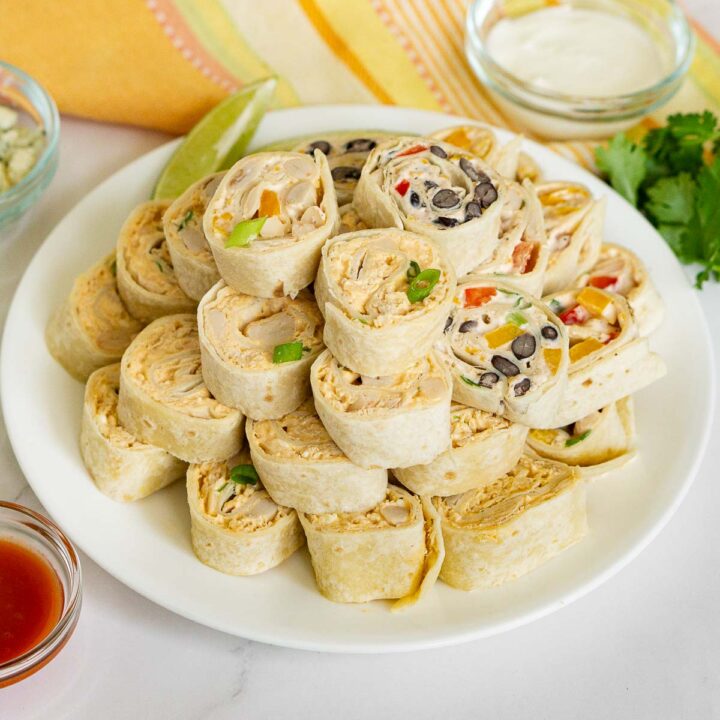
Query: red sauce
[[0, 539, 63, 664]]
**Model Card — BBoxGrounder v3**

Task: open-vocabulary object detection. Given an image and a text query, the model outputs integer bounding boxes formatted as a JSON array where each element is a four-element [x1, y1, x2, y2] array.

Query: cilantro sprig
[[595, 112, 720, 288]]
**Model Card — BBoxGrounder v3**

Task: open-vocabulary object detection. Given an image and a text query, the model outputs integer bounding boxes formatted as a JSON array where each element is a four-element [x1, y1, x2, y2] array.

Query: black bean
[[435, 216, 459, 228], [541, 325, 559, 340], [331, 166, 361, 181], [459, 320, 477, 333], [479, 372, 499, 387], [308, 140, 331, 155], [492, 355, 520, 377], [344, 138, 376, 153], [465, 201, 482, 221], [474, 182, 498, 208], [433, 189, 460, 208], [424, 180, 438, 190], [459, 157, 480, 181], [514, 377, 531, 396], [410, 191, 421, 208], [430, 145, 447, 158], [444, 316, 453, 333], [511, 333, 536, 359]]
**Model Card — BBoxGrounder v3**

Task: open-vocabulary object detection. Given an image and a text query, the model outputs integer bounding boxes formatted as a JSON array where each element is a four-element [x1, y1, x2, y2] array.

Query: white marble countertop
[[2, 7, 719, 716]]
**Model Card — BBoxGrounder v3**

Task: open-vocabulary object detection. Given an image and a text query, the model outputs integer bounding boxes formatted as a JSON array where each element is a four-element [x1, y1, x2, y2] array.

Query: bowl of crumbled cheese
[[0, 61, 59, 230]]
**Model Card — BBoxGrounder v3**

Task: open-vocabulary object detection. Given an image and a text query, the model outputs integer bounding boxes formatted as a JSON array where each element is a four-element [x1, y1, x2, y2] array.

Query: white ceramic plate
[[1, 107, 714, 653]]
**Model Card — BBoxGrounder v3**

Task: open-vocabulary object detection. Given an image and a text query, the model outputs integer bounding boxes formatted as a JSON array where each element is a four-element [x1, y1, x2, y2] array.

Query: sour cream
[[486, 7, 669, 97]]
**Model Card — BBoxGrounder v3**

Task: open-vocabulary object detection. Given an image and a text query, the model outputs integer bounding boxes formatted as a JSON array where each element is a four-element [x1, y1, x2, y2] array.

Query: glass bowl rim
[[0, 60, 60, 209], [465, 0, 695, 110], [0, 501, 82, 682]]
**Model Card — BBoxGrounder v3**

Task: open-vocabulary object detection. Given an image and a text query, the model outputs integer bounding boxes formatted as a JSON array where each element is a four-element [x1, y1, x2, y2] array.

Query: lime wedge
[[153, 77, 276, 200]]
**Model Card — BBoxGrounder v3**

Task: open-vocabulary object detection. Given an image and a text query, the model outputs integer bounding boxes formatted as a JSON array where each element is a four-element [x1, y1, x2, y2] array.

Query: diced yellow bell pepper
[[484, 323, 523, 349], [443, 128, 470, 149], [530, 429, 558, 445], [569, 337, 604, 363], [259, 189, 280, 217], [543, 347, 562, 375], [576, 287, 611, 317]]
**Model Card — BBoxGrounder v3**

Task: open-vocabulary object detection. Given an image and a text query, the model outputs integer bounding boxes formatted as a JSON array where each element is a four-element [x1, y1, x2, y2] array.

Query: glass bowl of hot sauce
[[0, 502, 81, 687]]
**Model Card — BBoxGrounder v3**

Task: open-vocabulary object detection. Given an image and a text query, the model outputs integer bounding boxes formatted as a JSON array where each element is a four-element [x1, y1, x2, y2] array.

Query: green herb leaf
[[461, 375, 482, 387], [177, 209, 194, 231], [645, 173, 696, 225], [507, 311, 527, 326], [407, 260, 421, 279], [272, 341, 304, 363], [225, 216, 267, 248], [598, 112, 720, 289], [229, 464, 259, 485], [595, 134, 647, 206], [565, 430, 591, 447], [407, 268, 440, 303]]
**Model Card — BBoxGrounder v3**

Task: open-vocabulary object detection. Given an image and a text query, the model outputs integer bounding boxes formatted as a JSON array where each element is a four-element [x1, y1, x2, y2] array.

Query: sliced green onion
[[507, 311, 527, 326], [356, 317, 369, 325], [225, 216, 267, 248], [514, 297, 531, 309], [177, 209, 194, 231], [497, 288, 517, 296], [154, 260, 164, 273], [217, 482, 229, 493], [565, 430, 591, 447], [407, 260, 421, 279], [407, 268, 440, 303], [461, 375, 481, 387], [549, 298, 563, 313], [272, 341, 304, 363], [229, 464, 259, 485]]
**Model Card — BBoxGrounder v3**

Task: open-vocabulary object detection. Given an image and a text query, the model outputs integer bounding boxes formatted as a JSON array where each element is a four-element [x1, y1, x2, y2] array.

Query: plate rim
[[2, 104, 715, 653]]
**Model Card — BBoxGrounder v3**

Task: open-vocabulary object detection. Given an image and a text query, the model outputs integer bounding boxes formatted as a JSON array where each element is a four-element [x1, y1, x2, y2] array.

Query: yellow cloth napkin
[[1, 0, 719, 165]]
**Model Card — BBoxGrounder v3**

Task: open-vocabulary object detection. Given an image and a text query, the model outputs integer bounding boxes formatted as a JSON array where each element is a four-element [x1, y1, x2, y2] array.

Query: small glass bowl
[[0, 61, 60, 231], [465, 0, 694, 139], [0, 502, 82, 688]]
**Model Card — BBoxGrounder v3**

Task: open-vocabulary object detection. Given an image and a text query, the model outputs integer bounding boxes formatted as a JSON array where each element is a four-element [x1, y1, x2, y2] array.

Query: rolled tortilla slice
[[187, 449, 304, 576], [536, 181, 605, 294], [310, 349, 452, 469], [354, 136, 506, 276], [528, 397, 636, 478], [246, 399, 388, 513], [80, 364, 186, 502], [393, 404, 528, 496], [116, 200, 196, 323], [575, 243, 664, 336], [163, 172, 223, 301], [46, 252, 144, 381], [118, 314, 243, 462], [314, 228, 456, 376], [203, 151, 339, 298], [436, 455, 587, 590], [430, 124, 521, 179], [465, 180, 549, 297], [337, 203, 368, 234], [291, 133, 393, 205], [198, 281, 324, 419], [438, 280, 569, 428], [546, 287, 666, 426], [299, 484, 444, 606]]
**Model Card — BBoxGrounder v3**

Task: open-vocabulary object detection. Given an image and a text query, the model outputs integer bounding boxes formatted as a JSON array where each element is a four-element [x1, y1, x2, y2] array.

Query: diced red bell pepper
[[511, 241, 535, 274], [395, 179, 410, 196], [464, 286, 496, 308], [588, 275, 617, 290], [559, 304, 589, 326], [396, 144, 427, 158], [604, 332, 619, 345]]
